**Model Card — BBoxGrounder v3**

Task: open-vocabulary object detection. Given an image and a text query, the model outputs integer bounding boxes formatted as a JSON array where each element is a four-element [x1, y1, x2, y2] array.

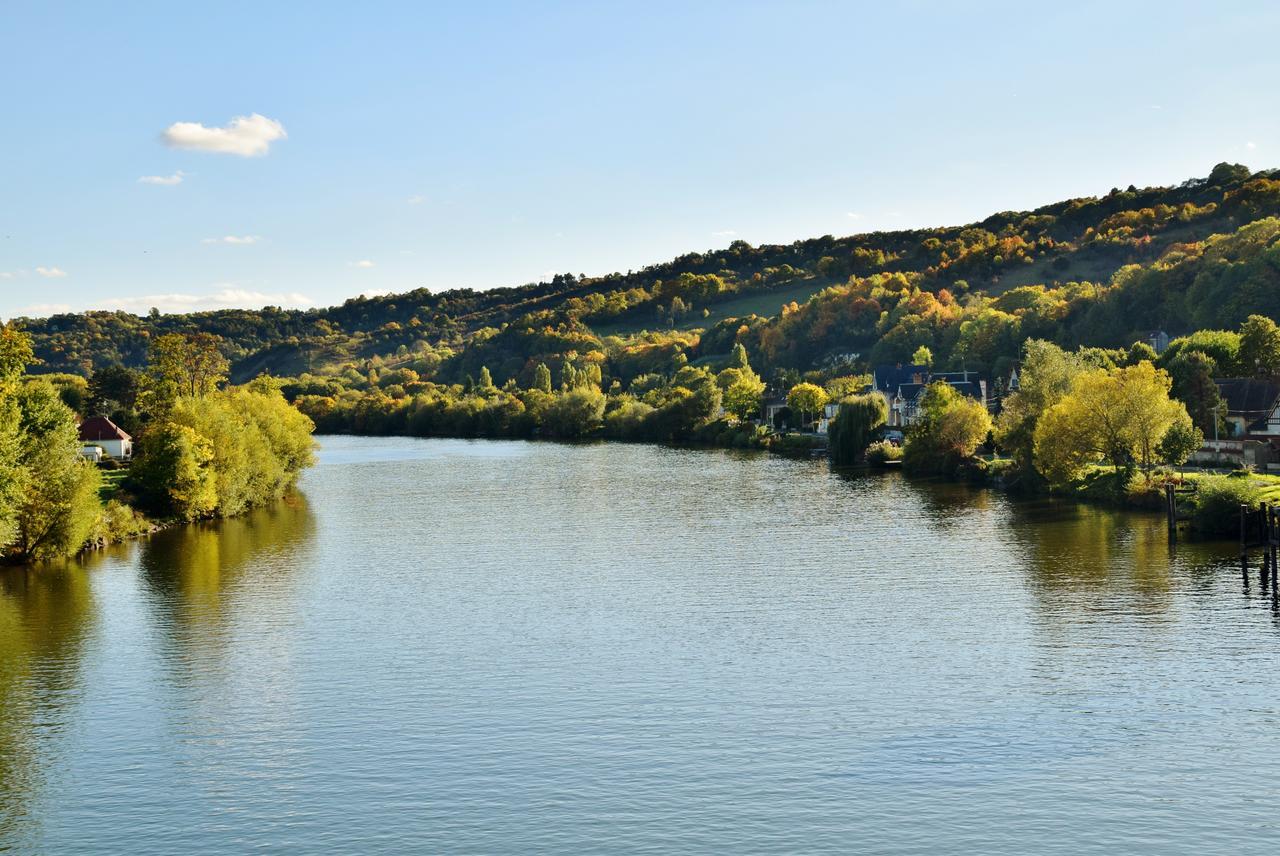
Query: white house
[[78, 415, 132, 461]]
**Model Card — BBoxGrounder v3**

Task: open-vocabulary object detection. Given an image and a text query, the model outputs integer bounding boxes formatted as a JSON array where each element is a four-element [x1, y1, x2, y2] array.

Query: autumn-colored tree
[[786, 382, 829, 429], [1032, 362, 1192, 485]]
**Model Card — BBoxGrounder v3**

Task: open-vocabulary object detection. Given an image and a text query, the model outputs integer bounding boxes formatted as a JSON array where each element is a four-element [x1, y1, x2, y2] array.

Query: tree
[[728, 342, 752, 371], [88, 364, 141, 414], [1167, 350, 1227, 437], [532, 363, 553, 394], [1239, 314, 1280, 377], [903, 382, 992, 473], [912, 345, 934, 368], [9, 382, 102, 561], [1157, 420, 1203, 467], [542, 387, 606, 439], [1032, 362, 1191, 486], [828, 392, 888, 465], [787, 382, 829, 430], [995, 340, 1085, 472], [720, 370, 765, 420], [1126, 341, 1158, 366], [147, 333, 229, 405], [478, 366, 495, 391]]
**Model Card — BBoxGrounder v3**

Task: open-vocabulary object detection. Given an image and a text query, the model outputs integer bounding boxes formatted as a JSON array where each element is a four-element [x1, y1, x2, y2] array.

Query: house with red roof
[[78, 415, 132, 461]]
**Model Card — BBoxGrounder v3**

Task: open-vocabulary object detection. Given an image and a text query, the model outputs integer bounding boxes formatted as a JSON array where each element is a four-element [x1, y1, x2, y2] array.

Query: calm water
[[2, 436, 1278, 854]]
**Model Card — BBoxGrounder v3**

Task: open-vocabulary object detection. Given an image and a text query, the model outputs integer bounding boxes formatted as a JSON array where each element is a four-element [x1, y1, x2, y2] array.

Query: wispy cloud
[[1247, 141, 1258, 150], [36, 266, 67, 278], [712, 229, 737, 238], [0, 271, 17, 279], [846, 212, 864, 220], [349, 259, 376, 269], [16, 302, 71, 317], [359, 289, 392, 299], [161, 113, 287, 157], [202, 235, 262, 245], [407, 194, 425, 205], [138, 170, 185, 186], [98, 287, 315, 314]]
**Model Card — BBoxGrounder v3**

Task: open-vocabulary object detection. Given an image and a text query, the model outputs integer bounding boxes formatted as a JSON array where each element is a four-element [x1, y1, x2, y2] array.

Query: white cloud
[[407, 194, 425, 205], [138, 170, 185, 185], [359, 289, 392, 299], [1247, 141, 1258, 150], [0, 271, 16, 279], [202, 235, 262, 245], [17, 302, 71, 317], [349, 259, 376, 268], [161, 113, 287, 157], [846, 212, 864, 220], [36, 266, 67, 278], [97, 287, 315, 314], [712, 229, 737, 238]]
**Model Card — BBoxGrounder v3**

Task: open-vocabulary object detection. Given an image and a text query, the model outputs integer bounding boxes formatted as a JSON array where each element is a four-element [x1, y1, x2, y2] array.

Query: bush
[[1191, 475, 1263, 536], [866, 440, 903, 466]]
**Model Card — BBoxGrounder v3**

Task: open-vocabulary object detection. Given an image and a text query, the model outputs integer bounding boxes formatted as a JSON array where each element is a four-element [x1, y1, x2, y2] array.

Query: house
[[817, 401, 841, 434], [1146, 330, 1171, 355], [1213, 378, 1280, 438], [874, 364, 988, 427], [78, 415, 132, 461]]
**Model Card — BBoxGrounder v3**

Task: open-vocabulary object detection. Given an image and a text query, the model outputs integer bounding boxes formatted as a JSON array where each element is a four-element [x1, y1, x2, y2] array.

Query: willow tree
[[828, 392, 888, 466]]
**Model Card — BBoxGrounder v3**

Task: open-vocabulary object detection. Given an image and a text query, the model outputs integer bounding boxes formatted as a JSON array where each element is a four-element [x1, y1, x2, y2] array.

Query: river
[[1, 435, 1277, 854]]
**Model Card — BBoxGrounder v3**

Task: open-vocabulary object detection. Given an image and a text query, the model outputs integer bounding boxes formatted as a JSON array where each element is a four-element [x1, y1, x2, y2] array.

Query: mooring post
[[1165, 483, 1176, 541], [1242, 503, 1250, 585], [1270, 505, 1279, 592], [1261, 503, 1271, 589]]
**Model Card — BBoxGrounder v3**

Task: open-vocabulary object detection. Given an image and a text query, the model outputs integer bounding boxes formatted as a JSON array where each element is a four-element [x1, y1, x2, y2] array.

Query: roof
[[873, 364, 929, 393], [896, 380, 984, 403], [78, 415, 131, 443], [1215, 378, 1280, 424]]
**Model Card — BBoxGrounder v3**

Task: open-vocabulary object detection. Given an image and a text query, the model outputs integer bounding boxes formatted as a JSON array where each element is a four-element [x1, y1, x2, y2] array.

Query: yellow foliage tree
[[1032, 362, 1192, 486]]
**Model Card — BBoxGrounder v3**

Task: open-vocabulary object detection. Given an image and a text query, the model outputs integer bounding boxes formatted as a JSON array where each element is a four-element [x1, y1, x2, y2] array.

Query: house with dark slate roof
[[872, 364, 988, 427], [1214, 378, 1280, 438]]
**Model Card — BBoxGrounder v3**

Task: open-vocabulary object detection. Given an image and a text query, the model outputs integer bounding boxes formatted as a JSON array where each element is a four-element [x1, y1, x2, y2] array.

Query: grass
[[98, 468, 128, 503]]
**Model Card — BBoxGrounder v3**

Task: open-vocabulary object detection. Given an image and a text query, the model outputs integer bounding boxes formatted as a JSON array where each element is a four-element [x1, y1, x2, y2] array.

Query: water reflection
[[139, 495, 316, 672], [0, 557, 101, 837]]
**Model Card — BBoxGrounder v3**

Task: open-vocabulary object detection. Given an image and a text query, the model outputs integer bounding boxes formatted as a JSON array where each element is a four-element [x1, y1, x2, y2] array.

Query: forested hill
[[17, 161, 1280, 386]]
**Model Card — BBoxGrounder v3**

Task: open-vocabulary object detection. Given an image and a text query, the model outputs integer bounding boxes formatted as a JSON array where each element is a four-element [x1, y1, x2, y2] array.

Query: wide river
[[2, 436, 1279, 853]]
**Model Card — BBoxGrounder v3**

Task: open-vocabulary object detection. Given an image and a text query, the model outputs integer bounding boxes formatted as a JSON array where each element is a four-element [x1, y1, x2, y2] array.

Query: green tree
[[904, 382, 992, 473], [478, 366, 495, 391], [828, 392, 888, 465], [1239, 314, 1280, 376], [531, 362, 553, 394], [1033, 362, 1191, 485], [1167, 350, 1228, 437], [912, 345, 934, 368], [9, 382, 102, 561], [994, 340, 1085, 472], [543, 387, 606, 439], [787, 382, 829, 429], [728, 342, 751, 371], [146, 332, 229, 406], [1157, 420, 1203, 467]]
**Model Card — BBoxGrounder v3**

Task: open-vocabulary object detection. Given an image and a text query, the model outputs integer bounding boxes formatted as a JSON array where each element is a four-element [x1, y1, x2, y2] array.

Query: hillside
[[17, 161, 1280, 390]]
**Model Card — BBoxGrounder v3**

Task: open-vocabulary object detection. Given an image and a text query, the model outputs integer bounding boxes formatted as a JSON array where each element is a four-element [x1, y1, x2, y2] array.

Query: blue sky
[[1, 1, 1276, 318]]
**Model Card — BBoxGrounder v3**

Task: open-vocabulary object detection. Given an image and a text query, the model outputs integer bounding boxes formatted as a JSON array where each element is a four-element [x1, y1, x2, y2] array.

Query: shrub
[[866, 440, 903, 466], [1191, 475, 1263, 537]]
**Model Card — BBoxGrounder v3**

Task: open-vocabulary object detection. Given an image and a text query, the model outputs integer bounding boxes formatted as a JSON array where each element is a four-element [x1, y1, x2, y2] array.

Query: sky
[[1, 0, 1277, 319]]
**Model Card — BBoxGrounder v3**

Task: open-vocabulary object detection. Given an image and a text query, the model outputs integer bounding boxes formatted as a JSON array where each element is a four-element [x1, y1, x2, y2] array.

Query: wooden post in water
[[1242, 503, 1250, 586], [1271, 505, 1279, 593], [1261, 502, 1271, 589], [1165, 483, 1176, 541]]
